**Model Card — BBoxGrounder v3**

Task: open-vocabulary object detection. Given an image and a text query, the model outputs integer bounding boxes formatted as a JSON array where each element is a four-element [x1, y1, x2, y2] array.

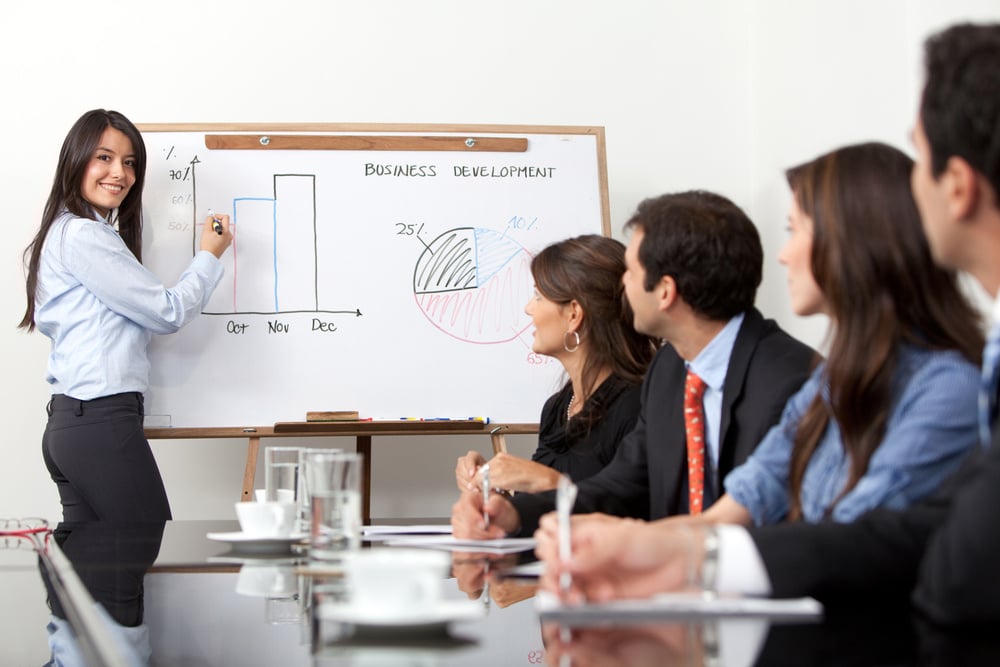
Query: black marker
[[207, 208, 224, 235]]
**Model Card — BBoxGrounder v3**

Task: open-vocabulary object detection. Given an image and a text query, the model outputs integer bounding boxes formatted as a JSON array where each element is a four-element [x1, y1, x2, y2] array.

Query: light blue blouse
[[724, 345, 980, 524], [35, 210, 223, 400]]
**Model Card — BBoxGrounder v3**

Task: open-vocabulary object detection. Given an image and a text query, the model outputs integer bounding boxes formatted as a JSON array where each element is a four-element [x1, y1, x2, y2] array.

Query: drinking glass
[[304, 451, 363, 559], [264, 446, 304, 505]]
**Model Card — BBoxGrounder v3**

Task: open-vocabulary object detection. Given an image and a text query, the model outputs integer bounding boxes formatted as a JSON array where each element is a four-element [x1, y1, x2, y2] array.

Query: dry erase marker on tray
[[207, 208, 223, 235]]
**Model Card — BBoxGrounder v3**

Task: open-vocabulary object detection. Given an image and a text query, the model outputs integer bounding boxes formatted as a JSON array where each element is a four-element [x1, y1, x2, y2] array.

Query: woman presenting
[[20, 109, 233, 521]]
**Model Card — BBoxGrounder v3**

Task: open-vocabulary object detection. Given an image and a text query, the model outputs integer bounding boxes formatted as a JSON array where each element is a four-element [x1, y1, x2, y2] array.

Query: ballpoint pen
[[480, 463, 491, 530], [557, 475, 578, 595]]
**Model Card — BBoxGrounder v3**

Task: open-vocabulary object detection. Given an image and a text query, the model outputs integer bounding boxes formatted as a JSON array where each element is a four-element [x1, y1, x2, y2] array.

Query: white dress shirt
[[35, 209, 223, 399]]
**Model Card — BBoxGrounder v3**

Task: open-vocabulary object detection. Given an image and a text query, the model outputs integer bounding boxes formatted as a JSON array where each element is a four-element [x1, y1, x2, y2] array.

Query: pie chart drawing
[[413, 227, 534, 344]]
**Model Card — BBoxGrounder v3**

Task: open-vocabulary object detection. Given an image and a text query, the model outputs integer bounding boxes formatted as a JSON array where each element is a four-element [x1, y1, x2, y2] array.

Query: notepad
[[382, 535, 537, 555], [361, 524, 453, 536]]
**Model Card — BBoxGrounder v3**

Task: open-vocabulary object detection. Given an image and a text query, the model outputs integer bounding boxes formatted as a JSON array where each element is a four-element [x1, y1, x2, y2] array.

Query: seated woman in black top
[[456, 235, 658, 493]]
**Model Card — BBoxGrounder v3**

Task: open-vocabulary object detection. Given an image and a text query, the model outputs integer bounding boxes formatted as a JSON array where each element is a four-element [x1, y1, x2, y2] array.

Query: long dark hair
[[785, 142, 984, 521], [531, 235, 658, 437], [20, 109, 147, 331]]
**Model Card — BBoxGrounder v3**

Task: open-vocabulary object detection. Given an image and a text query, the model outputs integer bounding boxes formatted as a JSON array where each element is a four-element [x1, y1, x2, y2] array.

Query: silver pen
[[480, 463, 490, 530], [556, 475, 578, 595]]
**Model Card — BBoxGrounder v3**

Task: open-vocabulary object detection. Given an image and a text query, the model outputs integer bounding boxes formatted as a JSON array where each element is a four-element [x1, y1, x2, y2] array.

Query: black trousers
[[42, 393, 172, 521]]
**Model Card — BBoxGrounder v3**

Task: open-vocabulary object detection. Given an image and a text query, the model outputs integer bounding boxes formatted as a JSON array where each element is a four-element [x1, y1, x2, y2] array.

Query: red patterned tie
[[684, 369, 708, 515]]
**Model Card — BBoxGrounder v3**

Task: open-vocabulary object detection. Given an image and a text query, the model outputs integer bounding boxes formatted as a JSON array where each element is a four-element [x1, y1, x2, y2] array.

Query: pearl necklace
[[566, 393, 576, 421]]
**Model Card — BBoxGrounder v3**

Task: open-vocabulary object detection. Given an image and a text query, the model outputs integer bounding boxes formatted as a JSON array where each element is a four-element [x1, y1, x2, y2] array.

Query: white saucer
[[317, 599, 485, 629], [207, 553, 303, 565], [207, 531, 308, 554]]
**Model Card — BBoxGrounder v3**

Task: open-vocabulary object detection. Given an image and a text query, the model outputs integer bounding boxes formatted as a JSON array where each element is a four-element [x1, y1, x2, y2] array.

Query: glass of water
[[264, 446, 304, 505], [303, 451, 363, 559]]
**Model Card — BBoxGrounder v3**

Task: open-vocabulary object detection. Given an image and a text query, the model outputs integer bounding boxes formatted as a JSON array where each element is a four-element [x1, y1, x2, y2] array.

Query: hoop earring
[[563, 331, 580, 353]]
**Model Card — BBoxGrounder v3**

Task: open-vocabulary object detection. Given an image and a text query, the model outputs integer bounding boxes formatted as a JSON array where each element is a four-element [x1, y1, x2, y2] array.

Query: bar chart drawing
[[200, 173, 360, 317], [413, 227, 534, 344]]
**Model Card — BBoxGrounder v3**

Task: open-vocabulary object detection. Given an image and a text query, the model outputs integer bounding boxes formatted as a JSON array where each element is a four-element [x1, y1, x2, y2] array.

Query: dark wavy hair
[[921, 23, 1000, 195], [531, 234, 658, 439], [20, 109, 147, 331], [622, 190, 762, 320], [785, 142, 984, 521]]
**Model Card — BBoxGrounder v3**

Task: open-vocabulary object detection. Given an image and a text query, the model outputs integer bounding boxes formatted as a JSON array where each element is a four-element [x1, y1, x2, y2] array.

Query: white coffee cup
[[341, 548, 449, 617], [234, 501, 297, 538]]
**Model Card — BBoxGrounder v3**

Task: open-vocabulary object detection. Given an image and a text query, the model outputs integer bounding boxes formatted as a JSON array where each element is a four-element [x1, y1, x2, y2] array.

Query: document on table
[[361, 524, 453, 536], [535, 590, 822, 622], [383, 535, 537, 554]]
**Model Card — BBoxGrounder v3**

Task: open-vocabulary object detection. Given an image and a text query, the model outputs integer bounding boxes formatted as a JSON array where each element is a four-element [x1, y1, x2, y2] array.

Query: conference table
[[3, 519, 1000, 666]]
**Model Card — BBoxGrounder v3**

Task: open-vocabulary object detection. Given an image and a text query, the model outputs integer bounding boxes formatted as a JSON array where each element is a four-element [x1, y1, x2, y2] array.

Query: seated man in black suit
[[534, 22, 1000, 627], [451, 190, 815, 538]]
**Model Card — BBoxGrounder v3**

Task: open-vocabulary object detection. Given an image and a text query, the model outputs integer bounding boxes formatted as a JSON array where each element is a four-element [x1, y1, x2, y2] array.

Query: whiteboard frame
[[138, 123, 611, 429], [138, 123, 610, 238]]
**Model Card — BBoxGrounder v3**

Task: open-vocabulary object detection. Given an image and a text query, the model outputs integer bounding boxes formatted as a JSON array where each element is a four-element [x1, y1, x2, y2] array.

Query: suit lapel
[[645, 346, 687, 517], [717, 308, 764, 448]]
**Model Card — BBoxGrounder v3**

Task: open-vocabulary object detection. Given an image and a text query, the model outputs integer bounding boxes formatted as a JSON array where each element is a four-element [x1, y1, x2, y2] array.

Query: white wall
[[2, 0, 998, 523]]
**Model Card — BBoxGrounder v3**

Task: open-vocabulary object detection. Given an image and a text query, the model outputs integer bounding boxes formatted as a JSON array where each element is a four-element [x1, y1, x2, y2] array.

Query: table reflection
[[24, 520, 1000, 667], [41, 521, 164, 666], [541, 618, 776, 667], [451, 551, 538, 610]]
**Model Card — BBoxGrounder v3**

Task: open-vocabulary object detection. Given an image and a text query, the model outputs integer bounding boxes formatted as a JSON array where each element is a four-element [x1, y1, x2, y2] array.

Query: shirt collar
[[687, 312, 745, 392], [991, 292, 1000, 329]]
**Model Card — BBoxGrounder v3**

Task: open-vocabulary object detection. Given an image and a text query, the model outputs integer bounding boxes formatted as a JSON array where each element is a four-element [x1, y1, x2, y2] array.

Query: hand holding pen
[[455, 451, 487, 493], [449, 469, 520, 539], [201, 209, 233, 259], [207, 208, 224, 235]]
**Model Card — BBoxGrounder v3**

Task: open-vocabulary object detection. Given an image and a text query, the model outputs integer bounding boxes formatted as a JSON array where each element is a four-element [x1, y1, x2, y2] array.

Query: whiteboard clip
[[464, 137, 476, 148], [259, 136, 271, 146]]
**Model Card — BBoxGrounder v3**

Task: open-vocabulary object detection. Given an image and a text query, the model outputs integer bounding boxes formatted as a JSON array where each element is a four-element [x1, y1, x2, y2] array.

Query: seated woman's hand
[[455, 450, 486, 492], [471, 452, 560, 494]]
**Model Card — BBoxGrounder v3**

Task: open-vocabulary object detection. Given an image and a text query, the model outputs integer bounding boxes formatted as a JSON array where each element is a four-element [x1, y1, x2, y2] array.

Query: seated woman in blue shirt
[[700, 141, 983, 525], [20, 109, 232, 522], [455, 235, 658, 494]]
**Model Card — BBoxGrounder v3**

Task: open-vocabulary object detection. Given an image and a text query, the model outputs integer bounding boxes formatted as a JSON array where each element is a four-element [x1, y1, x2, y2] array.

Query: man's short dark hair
[[623, 190, 762, 321], [921, 23, 1000, 195]]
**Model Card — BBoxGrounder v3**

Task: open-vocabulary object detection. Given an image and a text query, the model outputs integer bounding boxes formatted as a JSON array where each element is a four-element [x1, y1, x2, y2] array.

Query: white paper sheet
[[382, 535, 537, 554], [361, 524, 453, 536]]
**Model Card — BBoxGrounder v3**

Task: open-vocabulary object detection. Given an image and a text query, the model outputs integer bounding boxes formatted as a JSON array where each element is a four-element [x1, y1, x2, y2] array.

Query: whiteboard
[[139, 125, 609, 428]]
